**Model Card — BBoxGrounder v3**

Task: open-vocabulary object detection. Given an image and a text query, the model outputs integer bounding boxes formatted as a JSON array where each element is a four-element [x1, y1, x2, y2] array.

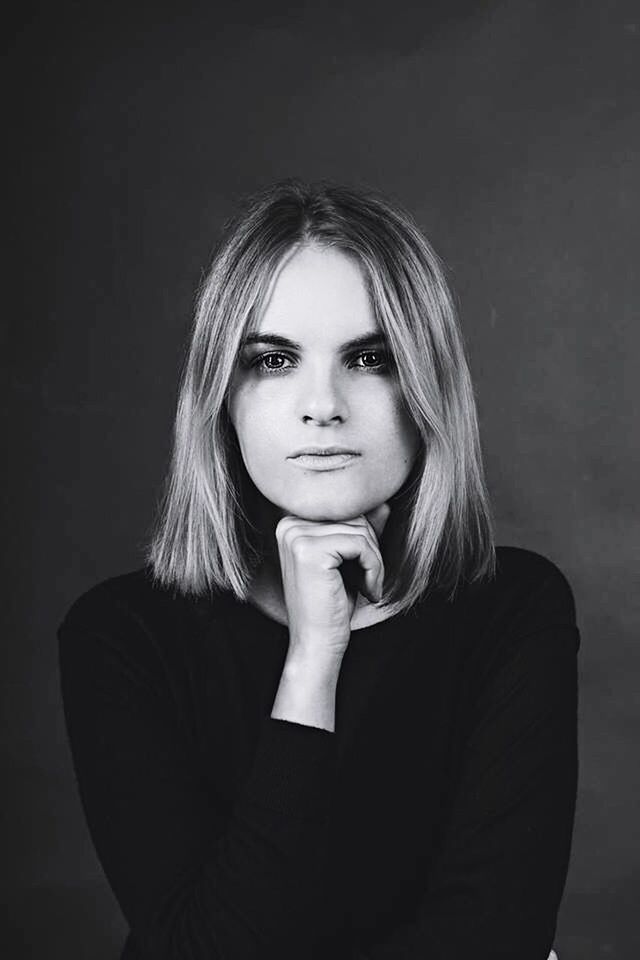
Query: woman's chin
[[280, 496, 376, 524]]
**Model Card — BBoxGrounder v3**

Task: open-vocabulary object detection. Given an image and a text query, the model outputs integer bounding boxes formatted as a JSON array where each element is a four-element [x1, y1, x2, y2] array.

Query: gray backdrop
[[4, 1, 639, 956]]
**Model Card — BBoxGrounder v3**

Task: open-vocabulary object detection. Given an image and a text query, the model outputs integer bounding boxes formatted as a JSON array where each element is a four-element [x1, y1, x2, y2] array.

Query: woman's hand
[[274, 502, 391, 663]]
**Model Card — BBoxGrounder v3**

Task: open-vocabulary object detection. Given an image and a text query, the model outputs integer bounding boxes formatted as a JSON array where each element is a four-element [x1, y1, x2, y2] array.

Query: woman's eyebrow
[[241, 331, 388, 352]]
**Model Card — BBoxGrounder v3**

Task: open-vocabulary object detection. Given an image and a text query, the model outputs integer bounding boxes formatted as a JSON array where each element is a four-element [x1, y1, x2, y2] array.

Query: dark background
[[4, 1, 639, 956]]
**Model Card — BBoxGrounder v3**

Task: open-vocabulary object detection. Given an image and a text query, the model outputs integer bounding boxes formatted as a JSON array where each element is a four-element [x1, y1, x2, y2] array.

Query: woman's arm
[[350, 563, 579, 960], [58, 586, 341, 960], [271, 642, 341, 731]]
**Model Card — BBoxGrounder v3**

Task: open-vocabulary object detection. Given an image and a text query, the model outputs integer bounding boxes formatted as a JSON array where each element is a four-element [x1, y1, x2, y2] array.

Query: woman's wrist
[[270, 642, 343, 732]]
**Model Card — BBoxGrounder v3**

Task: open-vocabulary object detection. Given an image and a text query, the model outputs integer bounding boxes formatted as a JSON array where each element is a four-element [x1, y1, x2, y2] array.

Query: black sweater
[[57, 546, 579, 960]]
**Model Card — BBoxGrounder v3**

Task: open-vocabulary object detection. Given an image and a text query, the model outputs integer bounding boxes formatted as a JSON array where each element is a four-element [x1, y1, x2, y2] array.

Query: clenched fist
[[274, 502, 391, 663]]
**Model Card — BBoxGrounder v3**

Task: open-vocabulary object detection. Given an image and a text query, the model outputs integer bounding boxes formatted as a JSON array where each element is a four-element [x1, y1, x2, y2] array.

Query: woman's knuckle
[[275, 517, 290, 542], [291, 536, 313, 561]]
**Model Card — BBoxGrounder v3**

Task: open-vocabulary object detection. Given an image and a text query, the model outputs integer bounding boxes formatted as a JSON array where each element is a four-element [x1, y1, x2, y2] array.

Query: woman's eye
[[252, 352, 292, 373], [352, 350, 388, 370]]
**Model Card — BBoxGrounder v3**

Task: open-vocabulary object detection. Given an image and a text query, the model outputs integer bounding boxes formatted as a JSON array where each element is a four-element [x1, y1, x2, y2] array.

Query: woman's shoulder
[[56, 568, 244, 695], [459, 545, 578, 635], [493, 545, 575, 598], [441, 547, 581, 697], [60, 565, 174, 625], [57, 565, 229, 648]]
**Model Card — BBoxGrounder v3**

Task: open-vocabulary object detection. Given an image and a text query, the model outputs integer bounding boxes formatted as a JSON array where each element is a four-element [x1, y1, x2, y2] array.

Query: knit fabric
[[58, 546, 579, 959]]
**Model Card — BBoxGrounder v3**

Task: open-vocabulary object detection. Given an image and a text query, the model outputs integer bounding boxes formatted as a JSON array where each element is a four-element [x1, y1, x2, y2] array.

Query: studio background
[[4, 1, 639, 957]]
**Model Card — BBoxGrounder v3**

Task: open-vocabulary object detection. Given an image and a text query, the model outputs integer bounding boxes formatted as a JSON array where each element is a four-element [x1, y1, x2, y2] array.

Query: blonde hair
[[146, 178, 495, 613]]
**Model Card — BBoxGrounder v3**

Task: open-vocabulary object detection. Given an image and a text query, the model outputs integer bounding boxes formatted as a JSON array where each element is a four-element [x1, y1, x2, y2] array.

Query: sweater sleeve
[[352, 562, 580, 960], [57, 586, 339, 960]]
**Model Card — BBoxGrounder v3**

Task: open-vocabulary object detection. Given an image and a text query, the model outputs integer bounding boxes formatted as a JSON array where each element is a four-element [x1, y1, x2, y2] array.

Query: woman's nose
[[296, 365, 347, 424]]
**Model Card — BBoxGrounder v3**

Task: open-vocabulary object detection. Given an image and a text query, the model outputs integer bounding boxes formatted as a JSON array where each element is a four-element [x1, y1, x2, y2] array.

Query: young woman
[[58, 180, 578, 960]]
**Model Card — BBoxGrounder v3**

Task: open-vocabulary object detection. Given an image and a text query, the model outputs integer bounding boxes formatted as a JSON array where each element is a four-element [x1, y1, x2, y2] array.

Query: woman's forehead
[[250, 244, 377, 342]]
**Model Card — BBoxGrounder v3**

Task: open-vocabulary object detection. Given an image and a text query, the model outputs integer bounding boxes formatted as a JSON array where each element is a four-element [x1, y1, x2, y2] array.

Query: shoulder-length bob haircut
[[146, 178, 495, 613]]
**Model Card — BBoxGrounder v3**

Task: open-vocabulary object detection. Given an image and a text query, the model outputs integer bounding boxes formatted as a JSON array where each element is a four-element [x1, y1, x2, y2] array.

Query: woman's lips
[[289, 453, 361, 470]]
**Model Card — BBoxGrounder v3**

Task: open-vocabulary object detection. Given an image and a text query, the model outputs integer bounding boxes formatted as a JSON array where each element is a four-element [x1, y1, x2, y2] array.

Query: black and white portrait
[[4, 2, 638, 958]]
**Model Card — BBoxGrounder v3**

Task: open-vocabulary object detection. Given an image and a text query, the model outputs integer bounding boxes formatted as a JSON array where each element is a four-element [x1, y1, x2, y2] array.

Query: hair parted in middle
[[146, 178, 495, 615]]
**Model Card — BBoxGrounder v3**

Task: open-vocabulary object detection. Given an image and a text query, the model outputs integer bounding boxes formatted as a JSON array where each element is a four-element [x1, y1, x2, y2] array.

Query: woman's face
[[226, 243, 421, 525]]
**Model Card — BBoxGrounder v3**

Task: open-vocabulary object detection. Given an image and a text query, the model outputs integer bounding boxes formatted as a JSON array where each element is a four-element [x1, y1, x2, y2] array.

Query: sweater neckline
[[239, 594, 407, 635]]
